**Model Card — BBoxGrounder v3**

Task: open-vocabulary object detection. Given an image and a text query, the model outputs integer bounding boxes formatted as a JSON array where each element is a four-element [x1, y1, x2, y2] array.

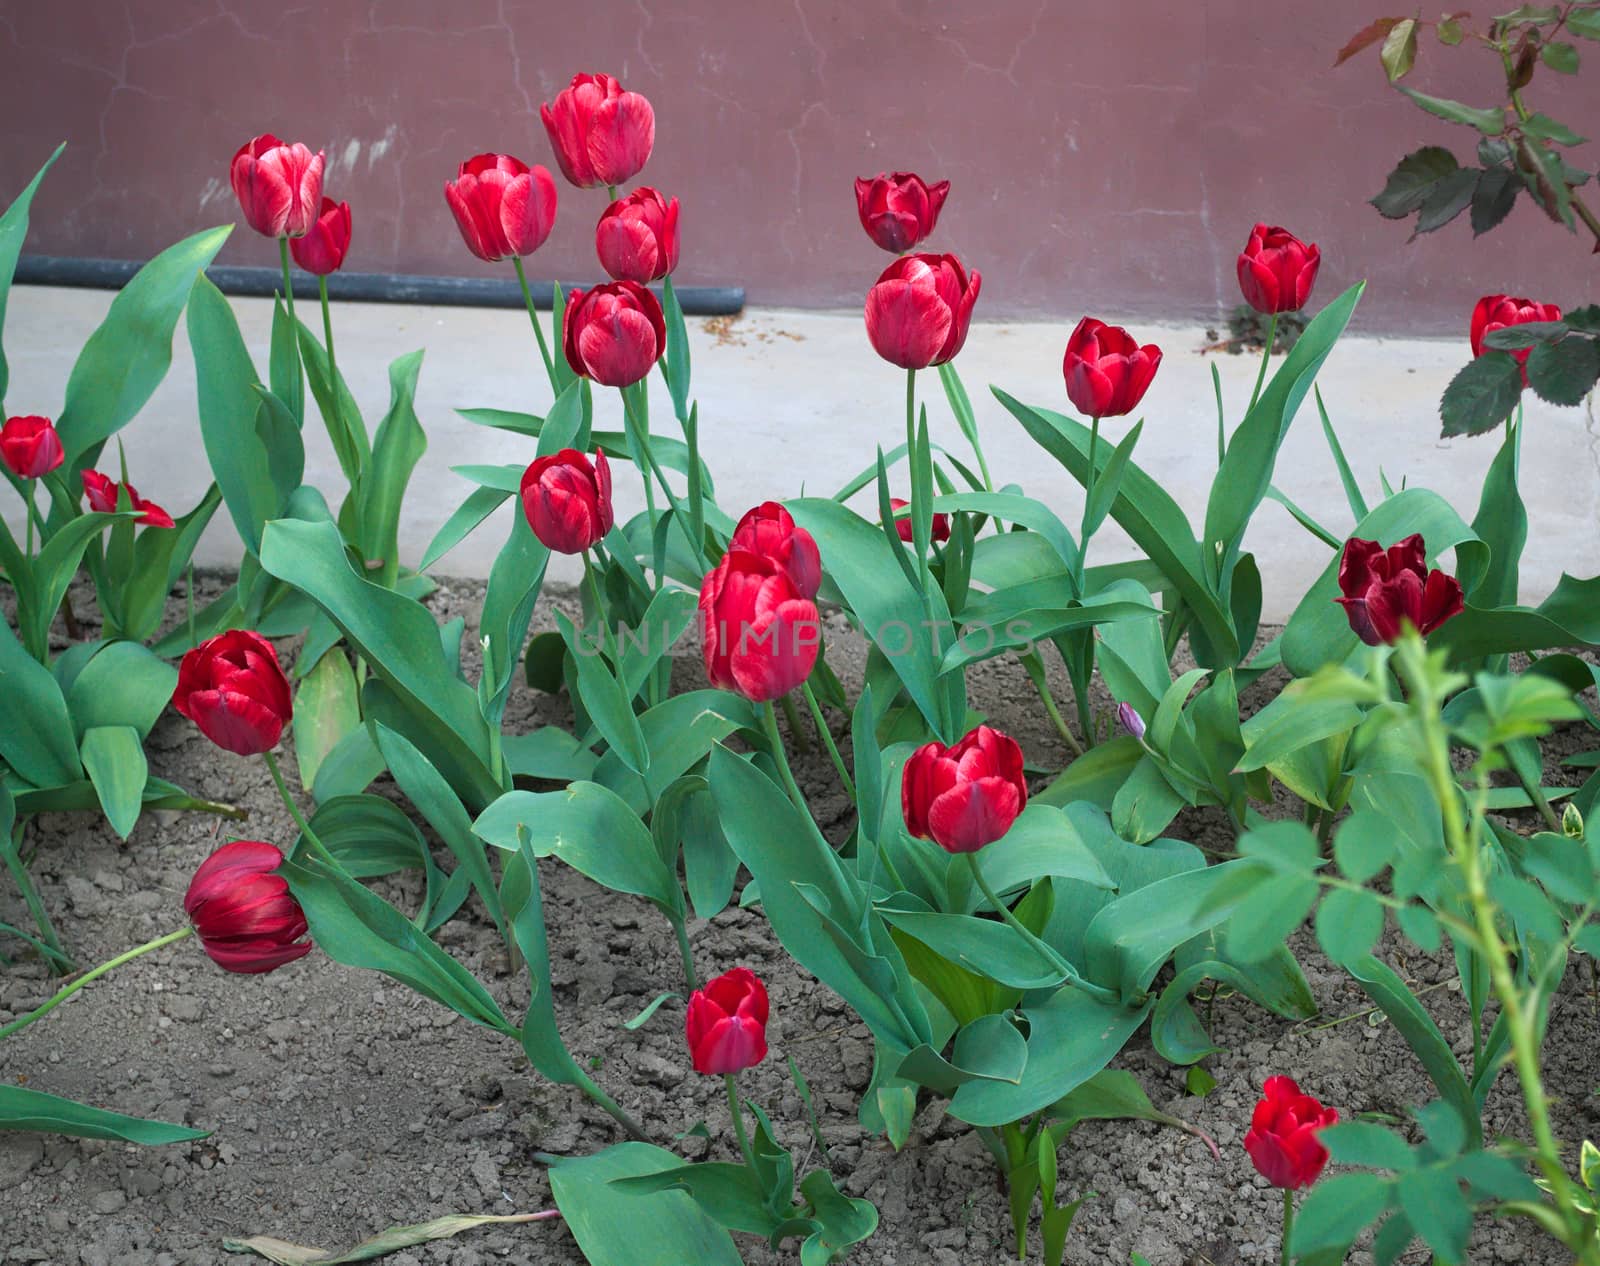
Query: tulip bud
[[1243, 1076, 1337, 1190], [1062, 318, 1162, 419], [562, 281, 666, 388], [1116, 701, 1146, 741], [685, 967, 769, 1075], [0, 415, 64, 479], [1470, 294, 1562, 385], [540, 72, 656, 189], [728, 501, 822, 600], [887, 497, 950, 545], [519, 448, 614, 555], [864, 252, 981, 371], [699, 550, 821, 702], [595, 187, 680, 283], [1564, 802, 1585, 840], [173, 630, 294, 757], [80, 470, 175, 529], [1334, 535, 1463, 646], [289, 197, 352, 275], [902, 724, 1028, 854], [230, 134, 325, 238], [184, 840, 312, 974], [443, 153, 559, 263], [1236, 223, 1321, 315], [853, 171, 950, 254]]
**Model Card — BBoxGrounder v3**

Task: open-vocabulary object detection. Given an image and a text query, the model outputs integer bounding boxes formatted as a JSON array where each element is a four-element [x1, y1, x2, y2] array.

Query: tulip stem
[[317, 276, 361, 492], [905, 368, 933, 601], [1247, 313, 1278, 416], [0, 927, 191, 1042], [23, 479, 36, 556], [277, 237, 305, 422], [801, 682, 856, 803], [760, 701, 810, 816], [724, 1075, 757, 1170], [262, 749, 340, 870], [580, 551, 617, 665], [1076, 414, 1102, 588], [1280, 1189, 1293, 1266], [512, 255, 558, 391], [780, 693, 812, 755], [621, 386, 707, 572]]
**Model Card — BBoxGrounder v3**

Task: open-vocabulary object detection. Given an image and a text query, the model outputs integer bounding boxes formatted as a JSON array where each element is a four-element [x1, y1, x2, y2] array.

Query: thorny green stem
[[0, 927, 191, 1041], [511, 255, 557, 389]]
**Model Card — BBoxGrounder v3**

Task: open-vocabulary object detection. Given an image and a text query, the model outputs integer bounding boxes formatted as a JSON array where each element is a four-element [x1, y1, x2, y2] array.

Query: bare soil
[[2, 575, 1595, 1266]]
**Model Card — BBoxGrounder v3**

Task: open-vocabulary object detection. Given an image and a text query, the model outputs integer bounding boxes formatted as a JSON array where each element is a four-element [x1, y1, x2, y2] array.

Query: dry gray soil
[[2, 575, 1596, 1266]]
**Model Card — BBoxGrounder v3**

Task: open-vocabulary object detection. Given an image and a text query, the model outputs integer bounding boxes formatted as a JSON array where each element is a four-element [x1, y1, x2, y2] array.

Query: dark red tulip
[[865, 253, 980, 371], [184, 840, 312, 975], [562, 281, 666, 388], [1243, 1076, 1337, 1190], [288, 197, 352, 275], [888, 497, 950, 544], [1470, 294, 1563, 384], [443, 153, 559, 263], [1335, 535, 1464, 646], [173, 630, 293, 757], [230, 134, 325, 238], [1062, 318, 1162, 419], [1237, 223, 1321, 315], [0, 415, 64, 479], [902, 725, 1027, 854], [854, 171, 950, 254], [519, 448, 614, 554], [595, 186, 680, 283], [685, 967, 769, 1075], [728, 501, 821, 600], [80, 470, 175, 529], [540, 72, 656, 189], [699, 550, 821, 702]]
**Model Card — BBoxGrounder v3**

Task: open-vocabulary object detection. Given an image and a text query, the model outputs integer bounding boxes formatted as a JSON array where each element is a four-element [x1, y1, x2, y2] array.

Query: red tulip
[[1063, 318, 1162, 419], [685, 967, 769, 1075], [230, 134, 325, 238], [562, 281, 666, 388], [902, 725, 1027, 854], [1470, 294, 1562, 384], [854, 171, 950, 254], [1237, 223, 1321, 315], [443, 153, 559, 263], [80, 470, 175, 529], [1243, 1076, 1337, 1190], [0, 415, 64, 479], [595, 186, 680, 283], [1335, 535, 1464, 647], [728, 501, 821, 600], [519, 448, 614, 554], [699, 550, 821, 702], [888, 497, 950, 544], [184, 840, 312, 975], [540, 72, 656, 189], [172, 630, 293, 757], [288, 197, 352, 275], [864, 253, 981, 370]]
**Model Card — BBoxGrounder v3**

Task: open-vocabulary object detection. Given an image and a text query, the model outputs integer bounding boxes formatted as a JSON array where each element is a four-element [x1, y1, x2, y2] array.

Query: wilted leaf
[[1371, 147, 1460, 219], [1439, 354, 1524, 436], [222, 1212, 558, 1264], [1336, 17, 1400, 65]]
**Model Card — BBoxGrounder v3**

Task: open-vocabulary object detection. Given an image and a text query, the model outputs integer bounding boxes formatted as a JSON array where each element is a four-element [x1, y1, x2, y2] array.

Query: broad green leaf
[[1398, 87, 1504, 133], [1371, 147, 1461, 219], [63, 639, 175, 740], [420, 486, 510, 571], [296, 316, 368, 477], [293, 649, 360, 794], [880, 907, 1067, 990], [79, 725, 147, 840], [297, 793, 431, 880], [0, 1084, 205, 1144], [0, 144, 65, 403], [975, 804, 1115, 897], [0, 618, 81, 786], [355, 350, 427, 588], [556, 611, 649, 775], [1527, 334, 1600, 406], [56, 225, 232, 466]]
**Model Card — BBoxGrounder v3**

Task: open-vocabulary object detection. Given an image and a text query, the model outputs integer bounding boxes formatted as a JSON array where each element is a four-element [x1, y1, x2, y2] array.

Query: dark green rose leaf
[[1541, 40, 1580, 72], [1371, 147, 1460, 219], [1398, 87, 1505, 134], [1470, 166, 1520, 234], [1411, 166, 1478, 236], [1439, 353, 1524, 436], [1527, 335, 1600, 405], [1482, 321, 1566, 350], [1522, 112, 1587, 146]]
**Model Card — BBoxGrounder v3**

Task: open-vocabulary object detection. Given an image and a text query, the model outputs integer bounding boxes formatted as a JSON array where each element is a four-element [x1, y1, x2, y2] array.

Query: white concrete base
[[5, 285, 1596, 622]]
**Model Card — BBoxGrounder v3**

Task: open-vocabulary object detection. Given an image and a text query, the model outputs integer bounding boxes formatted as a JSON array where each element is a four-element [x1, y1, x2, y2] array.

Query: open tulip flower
[[563, 280, 666, 388], [443, 152, 559, 263], [1471, 293, 1562, 384], [1062, 317, 1162, 419], [184, 840, 312, 975], [595, 186, 680, 283], [699, 549, 821, 703], [230, 134, 325, 239], [520, 448, 614, 555], [854, 170, 950, 254], [685, 967, 769, 1075], [728, 501, 822, 600], [864, 252, 980, 370], [902, 725, 1028, 854], [80, 470, 175, 529], [289, 197, 352, 275], [1335, 534, 1463, 646], [173, 630, 293, 757], [541, 71, 656, 190], [1237, 223, 1321, 315]]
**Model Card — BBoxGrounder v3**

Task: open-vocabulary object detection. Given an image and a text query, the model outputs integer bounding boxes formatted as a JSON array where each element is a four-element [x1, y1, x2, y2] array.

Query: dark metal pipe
[[14, 254, 745, 315]]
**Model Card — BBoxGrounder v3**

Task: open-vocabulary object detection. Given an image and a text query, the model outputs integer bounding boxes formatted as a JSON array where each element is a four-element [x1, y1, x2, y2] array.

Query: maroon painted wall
[[3, 1, 1596, 331]]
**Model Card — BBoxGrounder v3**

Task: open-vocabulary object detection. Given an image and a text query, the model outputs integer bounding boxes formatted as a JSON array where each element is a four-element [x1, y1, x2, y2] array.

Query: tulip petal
[[865, 278, 952, 371]]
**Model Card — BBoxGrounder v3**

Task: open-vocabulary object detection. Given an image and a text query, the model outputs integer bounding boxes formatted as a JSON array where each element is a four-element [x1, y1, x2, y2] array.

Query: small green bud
[[1562, 801, 1584, 839]]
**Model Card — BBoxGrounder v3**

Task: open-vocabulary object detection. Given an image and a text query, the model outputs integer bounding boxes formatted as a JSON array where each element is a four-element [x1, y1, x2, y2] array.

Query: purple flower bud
[[1117, 702, 1146, 741]]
